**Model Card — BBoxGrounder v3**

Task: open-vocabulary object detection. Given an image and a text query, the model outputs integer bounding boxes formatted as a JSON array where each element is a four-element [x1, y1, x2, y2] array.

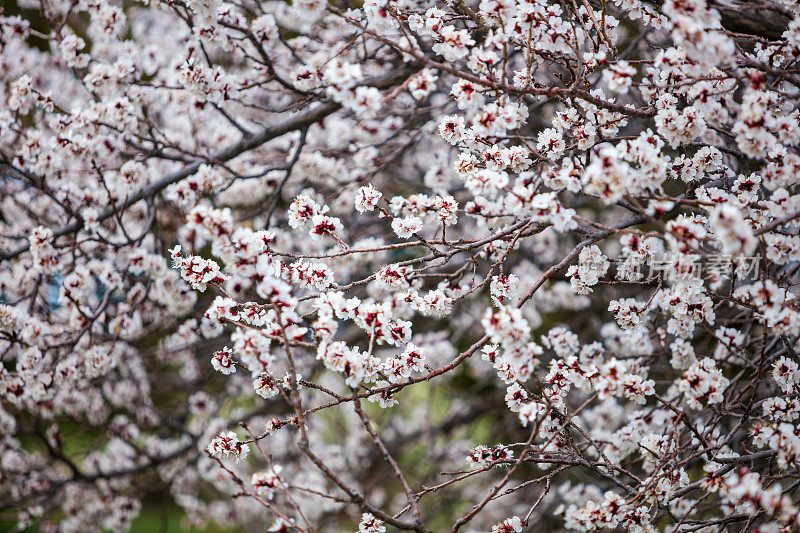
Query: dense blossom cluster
[[1, 0, 800, 530]]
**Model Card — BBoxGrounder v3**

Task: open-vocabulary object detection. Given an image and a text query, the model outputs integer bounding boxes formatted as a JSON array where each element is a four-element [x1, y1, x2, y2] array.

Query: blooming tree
[[2, 0, 800, 530]]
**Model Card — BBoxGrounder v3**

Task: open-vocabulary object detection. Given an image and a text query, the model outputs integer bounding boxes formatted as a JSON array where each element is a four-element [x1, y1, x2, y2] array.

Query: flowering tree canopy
[[2, 0, 800, 530]]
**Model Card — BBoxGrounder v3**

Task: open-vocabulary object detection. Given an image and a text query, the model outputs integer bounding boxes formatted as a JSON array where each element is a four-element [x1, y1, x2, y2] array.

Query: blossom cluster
[[1, 0, 800, 530]]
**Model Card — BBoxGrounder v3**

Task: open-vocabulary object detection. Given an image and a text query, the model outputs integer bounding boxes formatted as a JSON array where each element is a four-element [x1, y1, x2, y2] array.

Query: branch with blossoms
[[3, 0, 800, 530]]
